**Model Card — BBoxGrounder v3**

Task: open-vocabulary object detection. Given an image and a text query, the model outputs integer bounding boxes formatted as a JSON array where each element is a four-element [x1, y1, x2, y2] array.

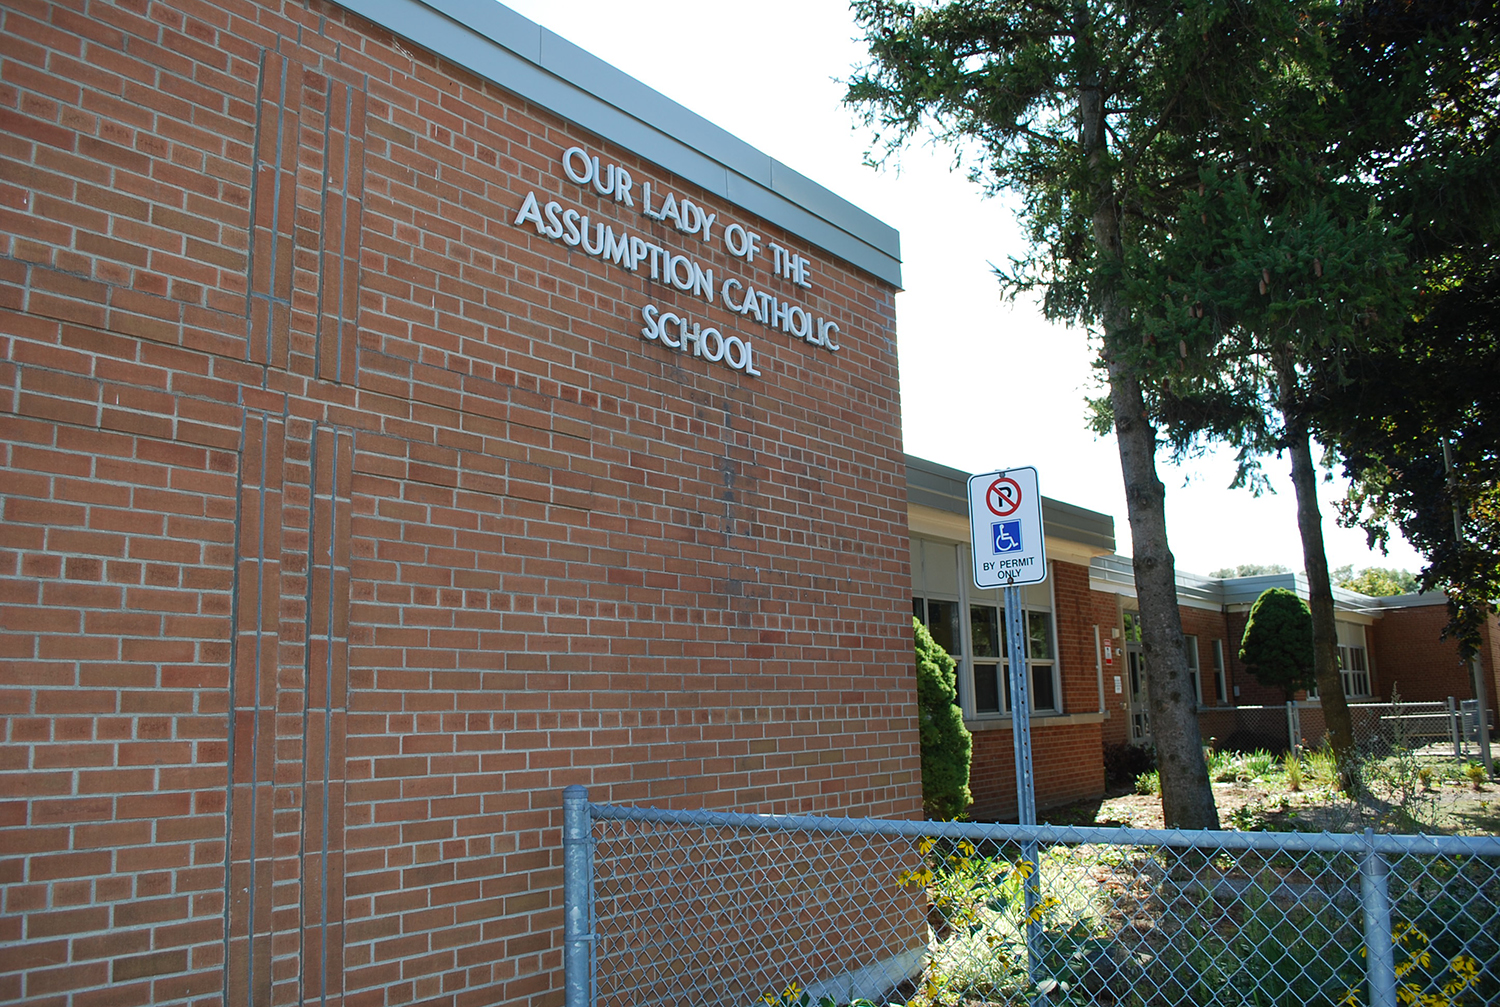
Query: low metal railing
[[562, 786, 1500, 1007], [1201, 697, 1492, 763]]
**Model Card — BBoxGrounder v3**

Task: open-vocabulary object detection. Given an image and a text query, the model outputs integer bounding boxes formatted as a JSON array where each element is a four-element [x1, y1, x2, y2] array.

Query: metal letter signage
[[967, 466, 1047, 588]]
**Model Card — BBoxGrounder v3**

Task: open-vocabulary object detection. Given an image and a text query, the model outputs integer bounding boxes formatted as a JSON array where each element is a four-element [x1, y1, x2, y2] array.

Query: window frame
[[1184, 634, 1201, 706], [910, 537, 1062, 721], [1211, 639, 1227, 704], [1338, 644, 1372, 699], [965, 597, 1061, 718]]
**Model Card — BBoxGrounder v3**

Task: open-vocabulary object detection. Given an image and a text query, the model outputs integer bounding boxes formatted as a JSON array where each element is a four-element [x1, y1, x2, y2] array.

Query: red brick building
[[0, 0, 919, 1003], [906, 457, 1118, 819], [910, 455, 1498, 815], [6, 0, 1497, 1002], [1086, 559, 1498, 755]]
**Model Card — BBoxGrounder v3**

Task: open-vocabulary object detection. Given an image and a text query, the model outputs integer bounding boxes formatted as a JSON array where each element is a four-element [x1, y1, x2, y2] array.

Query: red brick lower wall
[[967, 721, 1105, 820], [1372, 605, 1475, 704], [1371, 604, 1500, 728], [0, 1, 919, 1003]]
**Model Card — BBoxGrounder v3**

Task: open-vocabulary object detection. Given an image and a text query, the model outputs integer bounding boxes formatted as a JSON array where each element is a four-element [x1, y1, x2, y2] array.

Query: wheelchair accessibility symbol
[[991, 520, 1023, 554]]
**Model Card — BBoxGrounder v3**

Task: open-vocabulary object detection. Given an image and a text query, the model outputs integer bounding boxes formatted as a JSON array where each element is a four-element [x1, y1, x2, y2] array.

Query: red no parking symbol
[[985, 476, 1022, 517]]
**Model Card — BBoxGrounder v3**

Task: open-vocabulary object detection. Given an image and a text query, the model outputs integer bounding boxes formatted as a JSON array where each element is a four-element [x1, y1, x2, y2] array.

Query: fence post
[[563, 785, 595, 1007], [1360, 829, 1397, 1007], [1448, 697, 1460, 760], [1286, 701, 1301, 753]]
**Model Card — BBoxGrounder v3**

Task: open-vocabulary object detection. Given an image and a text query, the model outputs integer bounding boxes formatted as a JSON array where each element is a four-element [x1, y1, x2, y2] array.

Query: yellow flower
[[1025, 896, 1061, 924]]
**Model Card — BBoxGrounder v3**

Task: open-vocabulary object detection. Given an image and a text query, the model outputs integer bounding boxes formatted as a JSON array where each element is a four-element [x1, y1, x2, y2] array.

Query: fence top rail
[[569, 789, 1500, 857], [1228, 700, 1449, 712]]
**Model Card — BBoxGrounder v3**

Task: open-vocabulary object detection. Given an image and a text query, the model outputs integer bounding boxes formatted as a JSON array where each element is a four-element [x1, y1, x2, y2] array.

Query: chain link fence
[[1197, 704, 1293, 755], [1200, 698, 1490, 764], [562, 787, 1500, 1007]]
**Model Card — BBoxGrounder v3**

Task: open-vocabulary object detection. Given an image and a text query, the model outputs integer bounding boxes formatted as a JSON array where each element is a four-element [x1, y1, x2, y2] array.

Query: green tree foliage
[[914, 617, 973, 820], [1115, 1, 1500, 783], [1329, 257, 1500, 654], [1332, 564, 1420, 597], [1209, 564, 1292, 579], [1313, 1, 1500, 655], [1140, 159, 1407, 788], [1239, 588, 1316, 702], [846, 0, 1327, 829]]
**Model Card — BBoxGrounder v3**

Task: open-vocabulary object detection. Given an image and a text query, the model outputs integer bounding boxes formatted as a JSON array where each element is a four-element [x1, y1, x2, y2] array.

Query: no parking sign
[[966, 466, 1047, 588]]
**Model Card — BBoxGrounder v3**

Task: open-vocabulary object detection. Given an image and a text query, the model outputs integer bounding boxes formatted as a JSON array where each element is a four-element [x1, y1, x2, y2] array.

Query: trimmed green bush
[[914, 617, 972, 820], [1238, 587, 1315, 701]]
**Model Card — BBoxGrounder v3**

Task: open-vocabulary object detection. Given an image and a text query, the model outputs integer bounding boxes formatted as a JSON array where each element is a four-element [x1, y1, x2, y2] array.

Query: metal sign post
[[1004, 582, 1038, 827], [967, 467, 1048, 995], [966, 466, 1048, 823]]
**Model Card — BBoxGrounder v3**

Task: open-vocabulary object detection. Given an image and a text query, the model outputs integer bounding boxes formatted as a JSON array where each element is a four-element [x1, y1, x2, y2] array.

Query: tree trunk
[[1108, 364, 1220, 829], [1282, 401, 1357, 790], [1082, 48, 1218, 831]]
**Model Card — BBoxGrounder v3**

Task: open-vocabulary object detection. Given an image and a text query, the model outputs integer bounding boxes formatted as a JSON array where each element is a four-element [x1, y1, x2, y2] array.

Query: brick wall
[[1050, 560, 1112, 718], [968, 723, 1105, 820], [1371, 604, 1500, 724], [963, 560, 1112, 819], [0, 1, 919, 1004], [1178, 606, 1231, 709], [1370, 604, 1466, 705]]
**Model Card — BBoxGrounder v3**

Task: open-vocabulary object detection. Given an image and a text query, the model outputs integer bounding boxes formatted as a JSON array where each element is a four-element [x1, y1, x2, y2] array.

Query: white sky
[[498, 0, 1425, 578]]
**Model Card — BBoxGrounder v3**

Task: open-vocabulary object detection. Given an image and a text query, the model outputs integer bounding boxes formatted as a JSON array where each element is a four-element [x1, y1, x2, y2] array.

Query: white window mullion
[[955, 542, 974, 718]]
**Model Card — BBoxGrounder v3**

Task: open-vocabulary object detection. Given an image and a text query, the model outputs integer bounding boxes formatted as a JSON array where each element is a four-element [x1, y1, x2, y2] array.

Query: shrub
[[1238, 588, 1315, 701], [1241, 750, 1278, 780], [915, 617, 972, 820], [1465, 762, 1487, 792], [1103, 742, 1155, 789], [1205, 747, 1238, 783], [1285, 753, 1304, 792]]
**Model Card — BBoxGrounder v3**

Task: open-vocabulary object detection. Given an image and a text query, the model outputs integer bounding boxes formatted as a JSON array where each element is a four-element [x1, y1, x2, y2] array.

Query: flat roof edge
[[331, 0, 903, 287], [904, 455, 1116, 553]]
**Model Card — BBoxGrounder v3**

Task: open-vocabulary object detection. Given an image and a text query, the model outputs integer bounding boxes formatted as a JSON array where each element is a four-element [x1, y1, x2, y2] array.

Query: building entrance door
[[1123, 612, 1151, 745], [1127, 644, 1152, 744]]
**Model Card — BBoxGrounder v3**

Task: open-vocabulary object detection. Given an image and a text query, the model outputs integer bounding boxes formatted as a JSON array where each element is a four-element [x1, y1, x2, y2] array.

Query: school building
[[907, 454, 1500, 819], [0, 0, 919, 1001], [3, 0, 1497, 1004]]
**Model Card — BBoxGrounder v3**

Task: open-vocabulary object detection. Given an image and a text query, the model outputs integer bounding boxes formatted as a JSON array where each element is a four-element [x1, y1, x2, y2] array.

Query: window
[[970, 603, 1002, 714], [1305, 624, 1373, 701], [1024, 609, 1058, 712], [911, 536, 1061, 719], [968, 603, 1059, 715], [1184, 634, 1201, 706], [1336, 621, 1372, 699], [1211, 639, 1227, 704], [924, 599, 960, 659], [1338, 645, 1371, 698]]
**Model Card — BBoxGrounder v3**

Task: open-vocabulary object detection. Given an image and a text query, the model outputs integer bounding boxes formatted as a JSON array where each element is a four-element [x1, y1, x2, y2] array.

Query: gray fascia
[[905, 454, 1116, 554], [329, 0, 903, 287]]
